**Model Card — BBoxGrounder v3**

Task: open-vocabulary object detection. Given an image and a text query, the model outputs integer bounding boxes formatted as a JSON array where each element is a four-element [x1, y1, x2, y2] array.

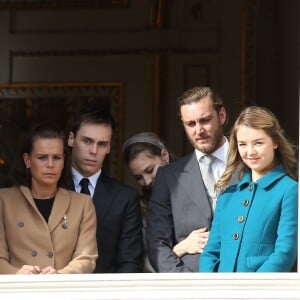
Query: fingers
[[17, 265, 57, 274], [197, 227, 208, 233], [192, 230, 210, 253], [192, 229, 209, 238], [175, 228, 210, 256], [41, 266, 57, 274], [17, 265, 41, 275], [199, 231, 209, 238]]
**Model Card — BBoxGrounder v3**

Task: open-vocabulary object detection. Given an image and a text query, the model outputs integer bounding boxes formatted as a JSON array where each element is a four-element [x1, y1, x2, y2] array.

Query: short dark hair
[[11, 123, 67, 188], [71, 108, 116, 136]]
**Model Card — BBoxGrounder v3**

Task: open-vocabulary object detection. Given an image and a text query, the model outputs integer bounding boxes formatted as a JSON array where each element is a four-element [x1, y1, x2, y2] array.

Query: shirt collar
[[195, 136, 229, 163], [71, 167, 101, 191]]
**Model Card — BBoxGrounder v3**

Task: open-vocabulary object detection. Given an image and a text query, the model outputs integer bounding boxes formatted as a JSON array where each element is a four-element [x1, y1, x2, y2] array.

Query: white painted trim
[[0, 273, 300, 299]]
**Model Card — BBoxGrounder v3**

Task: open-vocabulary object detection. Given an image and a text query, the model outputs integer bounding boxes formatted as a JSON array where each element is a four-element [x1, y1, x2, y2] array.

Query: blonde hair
[[216, 106, 298, 191]]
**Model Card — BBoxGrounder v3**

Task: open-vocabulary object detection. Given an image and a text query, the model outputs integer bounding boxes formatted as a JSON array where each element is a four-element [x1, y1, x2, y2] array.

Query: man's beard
[[189, 126, 224, 154]]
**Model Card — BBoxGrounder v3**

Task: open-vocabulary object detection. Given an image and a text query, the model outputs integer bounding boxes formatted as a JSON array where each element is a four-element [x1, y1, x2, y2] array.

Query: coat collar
[[237, 164, 287, 190], [19, 186, 70, 233]]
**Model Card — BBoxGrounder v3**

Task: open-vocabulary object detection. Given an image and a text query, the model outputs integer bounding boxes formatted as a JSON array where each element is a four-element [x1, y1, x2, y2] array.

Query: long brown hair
[[216, 106, 298, 191]]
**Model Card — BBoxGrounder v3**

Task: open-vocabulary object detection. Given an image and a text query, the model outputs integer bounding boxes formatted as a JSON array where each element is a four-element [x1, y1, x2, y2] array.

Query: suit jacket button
[[31, 250, 37, 257], [237, 216, 245, 223], [243, 200, 249, 206], [47, 252, 53, 258], [18, 221, 24, 227], [233, 233, 239, 240]]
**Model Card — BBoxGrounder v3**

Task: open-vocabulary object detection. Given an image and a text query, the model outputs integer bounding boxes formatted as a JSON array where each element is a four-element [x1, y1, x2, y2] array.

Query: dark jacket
[[70, 172, 143, 273]]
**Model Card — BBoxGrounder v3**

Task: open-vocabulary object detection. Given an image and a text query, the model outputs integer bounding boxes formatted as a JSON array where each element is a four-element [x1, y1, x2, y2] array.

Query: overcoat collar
[[237, 164, 286, 190]]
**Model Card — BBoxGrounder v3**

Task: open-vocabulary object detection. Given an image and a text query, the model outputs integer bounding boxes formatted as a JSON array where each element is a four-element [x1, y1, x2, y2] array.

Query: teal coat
[[199, 165, 298, 272]]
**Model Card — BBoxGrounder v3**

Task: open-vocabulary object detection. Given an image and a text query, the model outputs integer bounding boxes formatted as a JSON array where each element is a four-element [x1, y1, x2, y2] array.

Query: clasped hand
[[173, 227, 209, 257], [17, 265, 57, 274]]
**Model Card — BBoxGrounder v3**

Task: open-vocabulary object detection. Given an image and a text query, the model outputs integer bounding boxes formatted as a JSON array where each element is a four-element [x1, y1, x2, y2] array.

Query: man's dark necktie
[[80, 178, 90, 196]]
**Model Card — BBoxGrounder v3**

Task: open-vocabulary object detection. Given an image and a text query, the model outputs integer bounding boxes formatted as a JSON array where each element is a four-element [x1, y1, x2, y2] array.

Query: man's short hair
[[176, 86, 227, 124], [71, 107, 116, 136]]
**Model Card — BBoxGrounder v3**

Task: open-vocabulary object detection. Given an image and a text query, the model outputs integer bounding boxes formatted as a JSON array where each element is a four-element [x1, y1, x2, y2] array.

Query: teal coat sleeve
[[256, 183, 298, 272]]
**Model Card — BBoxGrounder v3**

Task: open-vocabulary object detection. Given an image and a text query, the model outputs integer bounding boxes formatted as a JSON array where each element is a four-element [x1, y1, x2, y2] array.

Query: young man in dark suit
[[147, 86, 238, 272], [68, 109, 143, 273]]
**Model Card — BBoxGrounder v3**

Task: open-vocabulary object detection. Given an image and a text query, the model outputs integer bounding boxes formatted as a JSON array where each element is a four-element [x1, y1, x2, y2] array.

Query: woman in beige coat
[[0, 124, 98, 274]]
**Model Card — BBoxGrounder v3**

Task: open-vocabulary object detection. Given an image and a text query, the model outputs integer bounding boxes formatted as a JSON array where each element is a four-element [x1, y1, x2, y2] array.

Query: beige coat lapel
[[19, 185, 41, 215], [19, 186, 70, 232], [48, 188, 70, 233]]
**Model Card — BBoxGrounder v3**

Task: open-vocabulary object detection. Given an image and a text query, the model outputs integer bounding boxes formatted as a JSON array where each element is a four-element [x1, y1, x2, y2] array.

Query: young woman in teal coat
[[199, 106, 298, 272]]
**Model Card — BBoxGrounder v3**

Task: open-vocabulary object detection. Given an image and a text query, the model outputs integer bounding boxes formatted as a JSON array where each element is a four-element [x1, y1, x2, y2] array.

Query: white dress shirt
[[71, 167, 101, 198]]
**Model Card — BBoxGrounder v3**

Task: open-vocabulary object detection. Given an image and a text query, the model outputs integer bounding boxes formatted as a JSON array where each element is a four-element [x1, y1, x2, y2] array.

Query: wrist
[[173, 241, 186, 257]]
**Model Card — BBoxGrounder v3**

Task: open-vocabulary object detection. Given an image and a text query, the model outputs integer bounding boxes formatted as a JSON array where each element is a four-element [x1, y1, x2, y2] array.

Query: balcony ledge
[[0, 273, 300, 299]]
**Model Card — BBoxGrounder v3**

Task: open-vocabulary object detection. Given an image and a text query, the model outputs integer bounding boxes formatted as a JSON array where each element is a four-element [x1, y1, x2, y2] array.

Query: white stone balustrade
[[0, 273, 300, 299]]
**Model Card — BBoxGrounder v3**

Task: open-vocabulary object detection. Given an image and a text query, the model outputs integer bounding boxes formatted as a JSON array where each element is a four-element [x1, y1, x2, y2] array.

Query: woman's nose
[[144, 175, 153, 188], [247, 145, 256, 154], [47, 158, 54, 167]]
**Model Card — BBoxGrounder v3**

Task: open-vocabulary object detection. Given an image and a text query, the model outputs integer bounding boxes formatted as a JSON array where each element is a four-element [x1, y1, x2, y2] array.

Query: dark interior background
[[0, 0, 298, 188]]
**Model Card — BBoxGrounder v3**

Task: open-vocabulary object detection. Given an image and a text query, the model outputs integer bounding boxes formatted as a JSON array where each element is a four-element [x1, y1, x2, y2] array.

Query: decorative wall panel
[[0, 82, 123, 186]]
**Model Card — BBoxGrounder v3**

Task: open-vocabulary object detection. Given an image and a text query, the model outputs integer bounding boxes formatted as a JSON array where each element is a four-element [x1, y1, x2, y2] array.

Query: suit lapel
[[93, 174, 114, 220], [48, 188, 70, 233], [176, 153, 212, 211]]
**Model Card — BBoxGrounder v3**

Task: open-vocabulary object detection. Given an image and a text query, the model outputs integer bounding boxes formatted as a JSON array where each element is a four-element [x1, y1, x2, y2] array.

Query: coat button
[[248, 185, 253, 191], [31, 250, 37, 257], [62, 223, 67, 229], [233, 233, 239, 240], [18, 221, 24, 227], [237, 216, 245, 223], [47, 252, 53, 258], [243, 199, 249, 206]]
